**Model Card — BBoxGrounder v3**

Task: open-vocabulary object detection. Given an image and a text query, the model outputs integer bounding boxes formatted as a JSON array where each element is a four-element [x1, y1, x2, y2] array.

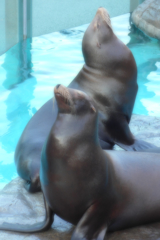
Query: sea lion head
[[82, 7, 114, 69], [54, 84, 99, 144], [54, 84, 96, 115]]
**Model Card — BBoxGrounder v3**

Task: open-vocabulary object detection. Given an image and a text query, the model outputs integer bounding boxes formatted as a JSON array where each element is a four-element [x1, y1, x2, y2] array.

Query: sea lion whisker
[[58, 88, 76, 114], [60, 89, 74, 107]]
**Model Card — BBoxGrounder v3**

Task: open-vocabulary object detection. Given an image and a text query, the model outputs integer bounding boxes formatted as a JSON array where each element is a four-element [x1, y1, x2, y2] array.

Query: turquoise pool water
[[0, 14, 160, 189]]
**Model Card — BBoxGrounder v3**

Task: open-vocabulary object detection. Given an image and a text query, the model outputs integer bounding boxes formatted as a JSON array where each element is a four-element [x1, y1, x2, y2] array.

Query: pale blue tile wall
[[31, 0, 140, 37], [0, 0, 21, 55], [0, 0, 5, 55], [0, 0, 144, 55]]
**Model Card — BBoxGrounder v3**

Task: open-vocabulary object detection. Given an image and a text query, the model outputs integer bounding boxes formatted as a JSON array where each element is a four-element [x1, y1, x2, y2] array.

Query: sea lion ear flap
[[90, 105, 96, 113]]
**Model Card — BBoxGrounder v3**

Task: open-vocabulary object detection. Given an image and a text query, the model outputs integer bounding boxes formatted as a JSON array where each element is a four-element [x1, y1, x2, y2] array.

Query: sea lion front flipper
[[105, 114, 157, 151], [116, 138, 157, 151], [71, 204, 108, 240], [24, 177, 41, 193], [0, 193, 53, 233], [104, 114, 134, 146]]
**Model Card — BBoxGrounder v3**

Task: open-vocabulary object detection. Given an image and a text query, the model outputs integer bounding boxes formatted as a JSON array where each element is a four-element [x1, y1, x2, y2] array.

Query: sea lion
[[1, 85, 160, 239], [40, 85, 160, 239], [15, 7, 154, 193]]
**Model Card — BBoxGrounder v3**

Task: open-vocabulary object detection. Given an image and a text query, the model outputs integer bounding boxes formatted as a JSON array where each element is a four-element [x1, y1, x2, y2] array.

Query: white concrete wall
[[31, 0, 140, 37], [0, 0, 21, 55], [0, 0, 6, 55], [0, 0, 142, 56], [5, 0, 20, 51]]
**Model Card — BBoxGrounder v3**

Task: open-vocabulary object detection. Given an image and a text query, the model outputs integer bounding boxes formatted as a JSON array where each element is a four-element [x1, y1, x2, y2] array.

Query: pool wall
[[0, 0, 23, 56], [0, 0, 5, 56], [0, 0, 144, 56], [32, 0, 139, 36]]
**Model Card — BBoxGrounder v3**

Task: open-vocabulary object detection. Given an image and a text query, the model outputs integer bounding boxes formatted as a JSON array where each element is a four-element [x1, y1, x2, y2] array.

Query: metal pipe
[[23, 0, 27, 39]]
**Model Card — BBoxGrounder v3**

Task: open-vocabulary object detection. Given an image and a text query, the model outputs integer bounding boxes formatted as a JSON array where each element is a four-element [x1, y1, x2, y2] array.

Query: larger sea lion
[[1, 85, 160, 239], [15, 7, 155, 193]]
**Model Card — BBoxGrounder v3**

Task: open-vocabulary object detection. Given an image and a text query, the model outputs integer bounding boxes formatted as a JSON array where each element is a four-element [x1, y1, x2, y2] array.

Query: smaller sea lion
[[1, 85, 160, 240]]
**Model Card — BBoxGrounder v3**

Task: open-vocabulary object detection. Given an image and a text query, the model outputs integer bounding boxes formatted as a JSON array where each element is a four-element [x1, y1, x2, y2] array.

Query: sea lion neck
[[82, 64, 107, 78], [53, 113, 100, 146]]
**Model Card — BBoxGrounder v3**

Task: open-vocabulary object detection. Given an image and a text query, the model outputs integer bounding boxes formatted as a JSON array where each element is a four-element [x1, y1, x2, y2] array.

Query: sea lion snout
[[95, 7, 112, 29], [54, 84, 67, 96], [54, 85, 73, 112], [97, 7, 109, 17], [56, 84, 61, 89]]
